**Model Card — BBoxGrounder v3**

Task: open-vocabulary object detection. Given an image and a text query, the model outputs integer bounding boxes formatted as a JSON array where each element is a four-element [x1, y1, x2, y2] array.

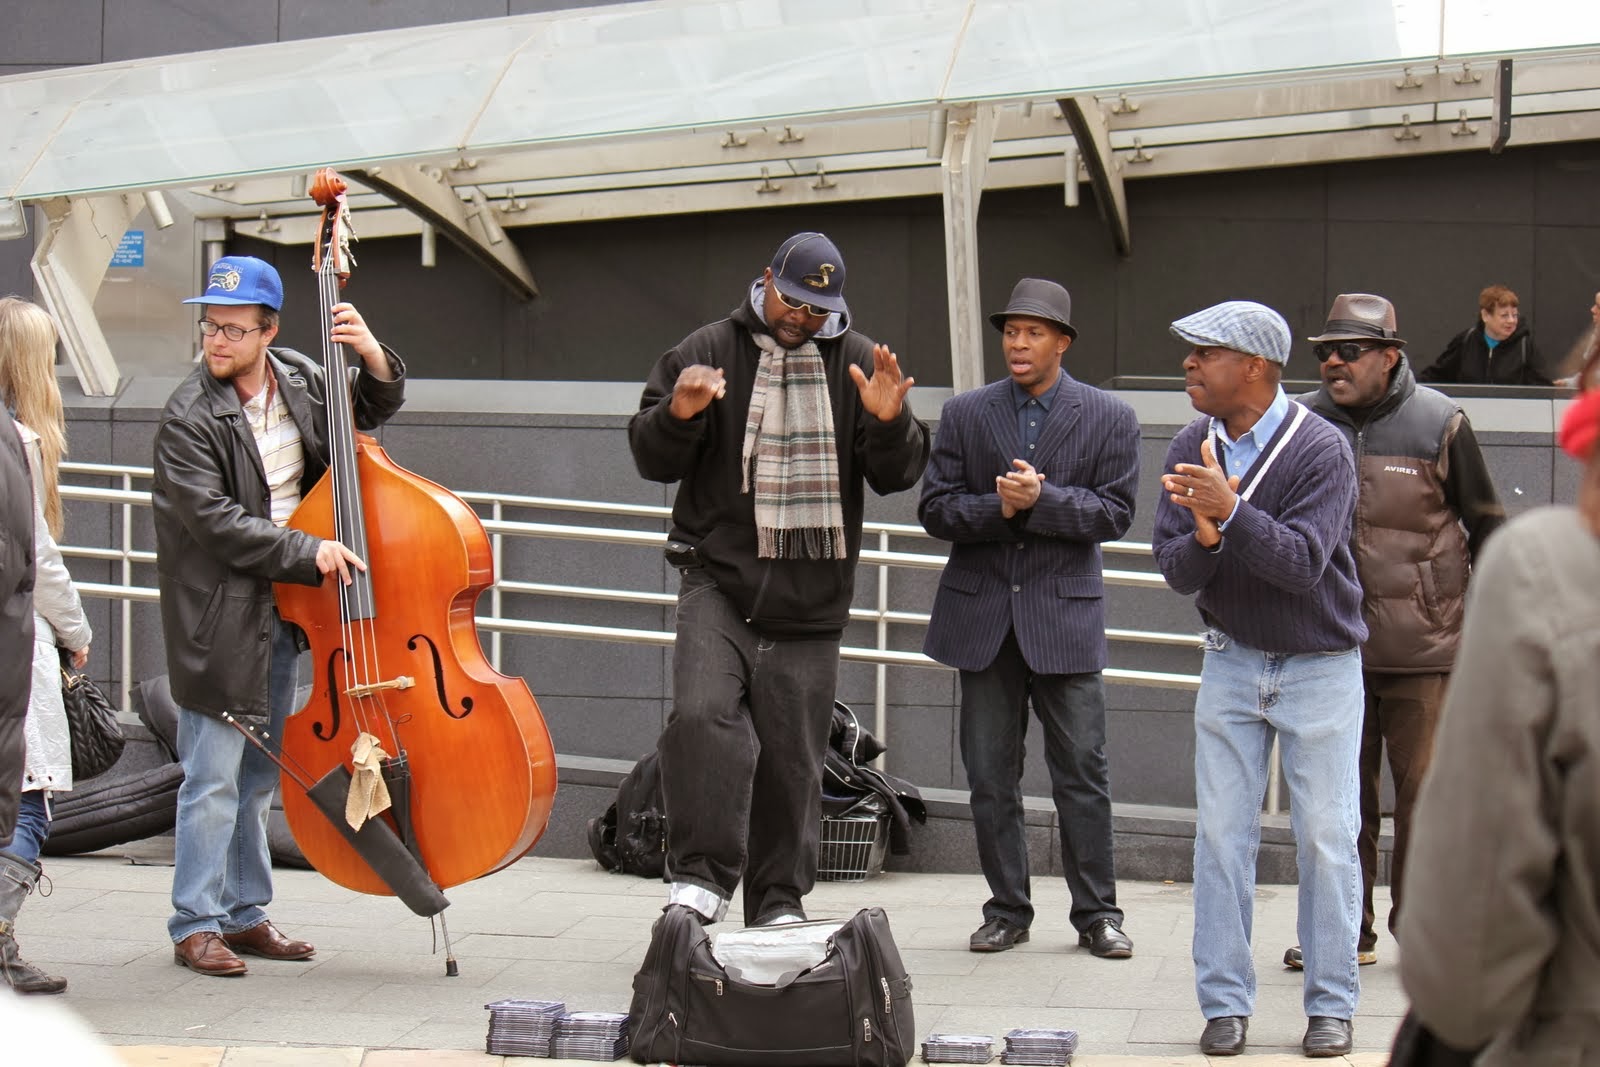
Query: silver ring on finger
[[1186, 485, 1194, 498]]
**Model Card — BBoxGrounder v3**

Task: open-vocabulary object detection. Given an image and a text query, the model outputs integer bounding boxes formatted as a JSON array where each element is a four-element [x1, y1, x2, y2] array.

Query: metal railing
[[58, 460, 1206, 785]]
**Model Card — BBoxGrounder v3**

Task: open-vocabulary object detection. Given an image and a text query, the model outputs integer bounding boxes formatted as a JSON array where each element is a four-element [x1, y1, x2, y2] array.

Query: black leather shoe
[[1302, 1016, 1353, 1057], [968, 917, 1028, 953], [1077, 917, 1133, 958], [1199, 1016, 1248, 1056]]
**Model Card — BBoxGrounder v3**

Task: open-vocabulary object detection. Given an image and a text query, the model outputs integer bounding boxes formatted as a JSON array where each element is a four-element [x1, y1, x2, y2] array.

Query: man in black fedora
[[1292, 293, 1504, 973], [920, 277, 1140, 957]]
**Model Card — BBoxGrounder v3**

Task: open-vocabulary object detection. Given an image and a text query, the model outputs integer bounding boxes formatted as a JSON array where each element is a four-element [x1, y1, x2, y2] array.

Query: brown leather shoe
[[173, 931, 247, 977], [224, 921, 315, 961]]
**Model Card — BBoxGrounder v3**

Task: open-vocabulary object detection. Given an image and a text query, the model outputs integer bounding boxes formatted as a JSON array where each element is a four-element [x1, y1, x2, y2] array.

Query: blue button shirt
[[1010, 374, 1062, 458], [1211, 385, 1289, 530]]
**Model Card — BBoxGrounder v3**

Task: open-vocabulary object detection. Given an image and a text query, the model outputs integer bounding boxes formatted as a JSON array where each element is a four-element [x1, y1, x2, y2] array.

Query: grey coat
[[1400, 506, 1600, 1064], [0, 419, 36, 845]]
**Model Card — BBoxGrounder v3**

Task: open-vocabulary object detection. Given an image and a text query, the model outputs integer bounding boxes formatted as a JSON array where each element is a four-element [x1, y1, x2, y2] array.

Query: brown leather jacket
[[1301, 357, 1504, 672]]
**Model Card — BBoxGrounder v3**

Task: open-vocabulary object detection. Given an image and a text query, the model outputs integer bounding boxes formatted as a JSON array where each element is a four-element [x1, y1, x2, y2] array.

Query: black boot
[[0, 850, 67, 994]]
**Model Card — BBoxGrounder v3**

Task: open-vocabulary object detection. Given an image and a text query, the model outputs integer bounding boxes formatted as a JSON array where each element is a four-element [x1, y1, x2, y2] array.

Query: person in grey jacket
[[1399, 339, 1600, 1064], [0, 297, 92, 995], [153, 256, 404, 977]]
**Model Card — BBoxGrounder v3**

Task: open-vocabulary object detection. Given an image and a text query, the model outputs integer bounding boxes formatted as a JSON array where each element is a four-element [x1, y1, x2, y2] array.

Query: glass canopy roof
[[4, 0, 1599, 203]]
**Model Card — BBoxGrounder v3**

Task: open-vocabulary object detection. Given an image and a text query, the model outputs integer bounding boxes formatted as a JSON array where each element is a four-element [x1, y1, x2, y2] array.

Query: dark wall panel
[[103, 0, 277, 61], [0, 0, 103, 64]]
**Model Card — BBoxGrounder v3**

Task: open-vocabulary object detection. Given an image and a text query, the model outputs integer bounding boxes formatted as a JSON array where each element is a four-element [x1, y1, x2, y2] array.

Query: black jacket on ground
[[151, 346, 405, 721], [629, 297, 930, 637], [1418, 320, 1558, 386]]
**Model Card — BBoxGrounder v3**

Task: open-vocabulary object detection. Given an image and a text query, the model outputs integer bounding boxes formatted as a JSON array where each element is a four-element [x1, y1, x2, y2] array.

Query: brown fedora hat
[[1307, 293, 1406, 348]]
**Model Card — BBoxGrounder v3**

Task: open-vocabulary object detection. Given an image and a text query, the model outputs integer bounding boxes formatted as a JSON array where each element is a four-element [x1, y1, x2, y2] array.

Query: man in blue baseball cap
[[1152, 300, 1366, 1058], [629, 232, 930, 928], [153, 254, 406, 977]]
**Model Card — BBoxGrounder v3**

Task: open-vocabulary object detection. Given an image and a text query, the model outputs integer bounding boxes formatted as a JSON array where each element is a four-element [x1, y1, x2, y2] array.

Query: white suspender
[[1208, 402, 1308, 502]]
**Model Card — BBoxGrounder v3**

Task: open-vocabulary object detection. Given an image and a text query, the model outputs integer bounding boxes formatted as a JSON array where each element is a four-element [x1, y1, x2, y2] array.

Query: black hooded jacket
[[1418, 320, 1558, 386], [628, 293, 930, 637]]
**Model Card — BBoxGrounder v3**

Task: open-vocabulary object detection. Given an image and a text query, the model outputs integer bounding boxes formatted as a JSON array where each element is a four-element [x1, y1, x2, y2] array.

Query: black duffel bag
[[628, 904, 914, 1067]]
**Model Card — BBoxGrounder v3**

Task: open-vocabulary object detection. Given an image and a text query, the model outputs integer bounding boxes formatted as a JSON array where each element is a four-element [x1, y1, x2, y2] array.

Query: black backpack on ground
[[628, 903, 914, 1067], [586, 749, 668, 878]]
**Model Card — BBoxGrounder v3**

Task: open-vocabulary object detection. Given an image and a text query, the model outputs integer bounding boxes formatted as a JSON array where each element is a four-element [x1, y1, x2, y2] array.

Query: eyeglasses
[[1313, 341, 1387, 363], [773, 289, 832, 318], [198, 319, 269, 342]]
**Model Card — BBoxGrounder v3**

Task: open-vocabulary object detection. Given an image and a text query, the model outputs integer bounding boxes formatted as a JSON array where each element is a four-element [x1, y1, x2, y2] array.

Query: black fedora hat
[[989, 278, 1077, 340]]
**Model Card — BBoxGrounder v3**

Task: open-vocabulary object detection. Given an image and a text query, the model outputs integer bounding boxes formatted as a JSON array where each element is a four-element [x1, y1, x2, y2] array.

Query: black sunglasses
[[1313, 341, 1388, 363], [773, 289, 832, 318]]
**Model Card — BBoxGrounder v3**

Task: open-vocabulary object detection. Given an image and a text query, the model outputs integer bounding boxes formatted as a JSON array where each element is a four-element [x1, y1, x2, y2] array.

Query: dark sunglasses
[[1313, 341, 1388, 363], [773, 289, 832, 318]]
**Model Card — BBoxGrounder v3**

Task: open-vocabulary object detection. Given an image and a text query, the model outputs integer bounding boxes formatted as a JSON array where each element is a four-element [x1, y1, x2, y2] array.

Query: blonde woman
[[0, 296, 91, 995]]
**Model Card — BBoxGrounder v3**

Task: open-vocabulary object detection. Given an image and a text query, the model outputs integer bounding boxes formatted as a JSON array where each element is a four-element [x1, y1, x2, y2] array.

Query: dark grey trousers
[[659, 568, 840, 927]]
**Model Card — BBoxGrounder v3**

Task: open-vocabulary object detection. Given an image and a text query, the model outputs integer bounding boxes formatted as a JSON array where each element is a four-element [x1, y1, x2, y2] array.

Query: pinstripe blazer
[[919, 374, 1140, 675]]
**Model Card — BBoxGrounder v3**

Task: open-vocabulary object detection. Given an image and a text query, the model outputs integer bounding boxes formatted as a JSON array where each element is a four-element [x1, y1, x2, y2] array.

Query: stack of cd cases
[[550, 1009, 631, 1061], [1000, 1027, 1079, 1065], [921, 1032, 996, 1063], [484, 998, 565, 1057]]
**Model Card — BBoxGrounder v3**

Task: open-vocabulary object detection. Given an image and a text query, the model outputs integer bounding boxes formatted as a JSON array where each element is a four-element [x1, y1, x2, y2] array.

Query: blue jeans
[[168, 617, 299, 943], [660, 568, 839, 927], [959, 630, 1122, 933], [1192, 630, 1362, 1021], [6, 791, 49, 864]]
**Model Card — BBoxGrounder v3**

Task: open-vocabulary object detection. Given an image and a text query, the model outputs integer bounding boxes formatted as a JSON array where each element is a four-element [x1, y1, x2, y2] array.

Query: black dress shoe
[[968, 917, 1029, 952], [1302, 1016, 1353, 1057], [1199, 1015, 1247, 1056], [1077, 917, 1133, 958]]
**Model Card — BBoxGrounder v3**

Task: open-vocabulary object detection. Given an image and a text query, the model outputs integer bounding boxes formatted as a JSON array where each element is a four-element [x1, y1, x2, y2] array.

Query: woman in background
[[1399, 335, 1600, 1063], [0, 297, 92, 995]]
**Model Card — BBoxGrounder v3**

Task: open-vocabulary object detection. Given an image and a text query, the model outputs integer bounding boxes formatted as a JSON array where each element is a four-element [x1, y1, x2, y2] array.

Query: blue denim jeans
[[959, 630, 1122, 933], [6, 790, 49, 864], [1192, 630, 1362, 1021], [660, 568, 840, 927], [168, 617, 299, 943]]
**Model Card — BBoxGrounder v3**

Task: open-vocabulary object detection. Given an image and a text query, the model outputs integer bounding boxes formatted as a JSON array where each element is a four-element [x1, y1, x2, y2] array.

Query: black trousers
[[659, 568, 839, 926], [958, 630, 1122, 933]]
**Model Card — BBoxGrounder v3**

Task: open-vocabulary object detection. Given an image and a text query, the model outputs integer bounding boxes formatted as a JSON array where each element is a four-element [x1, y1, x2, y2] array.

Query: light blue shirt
[[1210, 386, 1290, 530]]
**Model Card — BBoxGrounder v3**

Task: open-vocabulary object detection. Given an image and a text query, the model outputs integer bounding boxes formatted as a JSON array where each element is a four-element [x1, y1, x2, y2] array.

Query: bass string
[[317, 256, 400, 758]]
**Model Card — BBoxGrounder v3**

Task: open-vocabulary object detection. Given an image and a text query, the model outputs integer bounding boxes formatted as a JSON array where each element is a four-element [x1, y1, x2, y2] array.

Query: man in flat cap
[[1286, 294, 1503, 973], [629, 231, 929, 928], [1152, 301, 1365, 1057], [920, 278, 1139, 959]]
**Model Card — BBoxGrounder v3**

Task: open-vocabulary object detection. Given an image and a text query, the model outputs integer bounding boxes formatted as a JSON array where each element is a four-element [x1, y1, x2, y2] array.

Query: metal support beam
[[940, 104, 996, 396], [1059, 97, 1131, 256], [350, 164, 538, 301], [30, 194, 142, 397]]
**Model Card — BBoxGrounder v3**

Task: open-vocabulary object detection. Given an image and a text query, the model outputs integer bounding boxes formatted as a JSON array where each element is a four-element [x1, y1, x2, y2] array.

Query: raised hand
[[848, 344, 914, 422], [668, 363, 727, 420]]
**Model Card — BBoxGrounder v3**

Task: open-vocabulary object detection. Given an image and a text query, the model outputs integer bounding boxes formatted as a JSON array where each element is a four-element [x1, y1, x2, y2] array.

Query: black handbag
[[629, 904, 914, 1067], [59, 649, 125, 781]]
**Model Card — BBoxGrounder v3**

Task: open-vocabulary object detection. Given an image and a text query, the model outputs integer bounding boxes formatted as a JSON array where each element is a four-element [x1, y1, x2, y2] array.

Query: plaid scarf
[[742, 331, 847, 559]]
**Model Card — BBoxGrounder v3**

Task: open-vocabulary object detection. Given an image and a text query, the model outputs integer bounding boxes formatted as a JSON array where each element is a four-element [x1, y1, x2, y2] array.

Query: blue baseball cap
[[183, 256, 284, 311], [1169, 300, 1291, 365], [769, 232, 848, 316]]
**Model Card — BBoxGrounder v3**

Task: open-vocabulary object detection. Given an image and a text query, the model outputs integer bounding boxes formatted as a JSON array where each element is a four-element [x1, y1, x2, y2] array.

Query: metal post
[[490, 501, 504, 669], [874, 528, 889, 769], [120, 472, 132, 710]]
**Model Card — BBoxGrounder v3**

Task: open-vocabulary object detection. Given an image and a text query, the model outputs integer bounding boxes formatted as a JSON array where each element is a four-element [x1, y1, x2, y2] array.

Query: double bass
[[270, 170, 557, 935]]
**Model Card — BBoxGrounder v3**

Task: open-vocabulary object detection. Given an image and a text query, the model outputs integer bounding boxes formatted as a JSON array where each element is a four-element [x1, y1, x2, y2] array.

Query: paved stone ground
[[8, 847, 1406, 1064]]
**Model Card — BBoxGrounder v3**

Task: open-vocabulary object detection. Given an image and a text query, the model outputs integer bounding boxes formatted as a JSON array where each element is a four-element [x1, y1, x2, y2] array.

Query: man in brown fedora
[[921, 278, 1140, 958], [1291, 293, 1505, 972]]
